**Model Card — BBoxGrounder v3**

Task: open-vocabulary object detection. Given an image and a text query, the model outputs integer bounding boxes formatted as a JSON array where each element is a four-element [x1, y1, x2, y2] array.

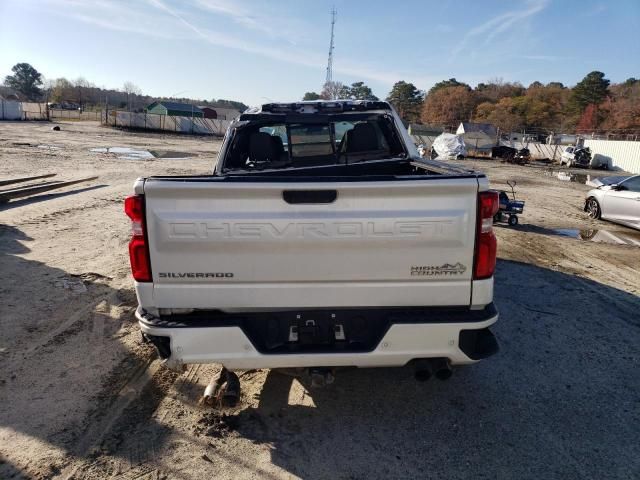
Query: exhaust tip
[[435, 368, 453, 381], [413, 359, 433, 382], [430, 358, 453, 381]]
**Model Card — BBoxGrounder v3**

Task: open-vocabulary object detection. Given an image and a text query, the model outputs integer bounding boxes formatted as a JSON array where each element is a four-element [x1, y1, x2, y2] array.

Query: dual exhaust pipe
[[414, 358, 453, 382]]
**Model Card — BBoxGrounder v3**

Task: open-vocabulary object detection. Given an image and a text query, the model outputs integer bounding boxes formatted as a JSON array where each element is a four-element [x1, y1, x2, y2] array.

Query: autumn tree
[[474, 79, 524, 104], [474, 98, 524, 133], [600, 80, 640, 131], [422, 86, 477, 126], [576, 104, 599, 132], [3, 63, 43, 100], [385, 81, 424, 122], [522, 82, 570, 129]]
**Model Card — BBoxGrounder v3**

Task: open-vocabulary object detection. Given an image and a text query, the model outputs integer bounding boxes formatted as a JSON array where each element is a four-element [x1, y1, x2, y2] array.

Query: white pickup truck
[[125, 100, 499, 382]]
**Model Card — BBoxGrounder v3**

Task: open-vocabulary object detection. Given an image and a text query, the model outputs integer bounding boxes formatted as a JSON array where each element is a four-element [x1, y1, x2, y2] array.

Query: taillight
[[124, 195, 152, 282], [474, 191, 499, 279]]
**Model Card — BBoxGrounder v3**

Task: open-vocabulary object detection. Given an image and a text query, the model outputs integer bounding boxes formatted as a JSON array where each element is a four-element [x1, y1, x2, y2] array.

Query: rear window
[[290, 124, 333, 157], [223, 114, 406, 171]]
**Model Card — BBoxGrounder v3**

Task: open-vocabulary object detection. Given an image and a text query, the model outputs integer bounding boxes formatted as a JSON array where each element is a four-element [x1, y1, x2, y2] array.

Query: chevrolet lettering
[[168, 220, 456, 240]]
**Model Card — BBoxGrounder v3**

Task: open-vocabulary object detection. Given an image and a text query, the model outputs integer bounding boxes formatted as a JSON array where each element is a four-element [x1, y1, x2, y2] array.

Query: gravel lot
[[1, 121, 638, 479]]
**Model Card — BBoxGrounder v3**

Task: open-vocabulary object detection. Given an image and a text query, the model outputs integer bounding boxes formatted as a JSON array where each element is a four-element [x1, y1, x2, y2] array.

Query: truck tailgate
[[143, 177, 478, 310]]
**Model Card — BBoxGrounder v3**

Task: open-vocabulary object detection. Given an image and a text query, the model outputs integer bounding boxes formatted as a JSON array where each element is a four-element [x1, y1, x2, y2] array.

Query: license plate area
[[243, 310, 387, 354]]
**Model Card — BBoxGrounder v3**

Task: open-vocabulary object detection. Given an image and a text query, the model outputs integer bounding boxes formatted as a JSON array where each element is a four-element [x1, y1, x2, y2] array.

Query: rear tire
[[586, 197, 601, 219], [508, 215, 518, 226]]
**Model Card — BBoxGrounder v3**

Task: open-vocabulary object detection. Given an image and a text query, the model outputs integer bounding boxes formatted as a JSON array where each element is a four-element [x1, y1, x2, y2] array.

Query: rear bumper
[[137, 305, 499, 370]]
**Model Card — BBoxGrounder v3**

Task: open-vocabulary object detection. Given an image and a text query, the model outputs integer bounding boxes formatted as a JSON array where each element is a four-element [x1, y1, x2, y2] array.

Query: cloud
[[190, 0, 292, 41], [451, 0, 549, 57], [29, 0, 438, 89], [146, 0, 424, 86], [30, 0, 187, 40], [147, 0, 210, 38], [521, 54, 563, 61]]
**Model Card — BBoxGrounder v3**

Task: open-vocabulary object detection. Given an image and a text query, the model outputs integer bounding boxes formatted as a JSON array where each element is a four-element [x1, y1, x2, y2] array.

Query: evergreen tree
[[386, 81, 424, 122], [4, 63, 43, 100], [569, 71, 610, 112]]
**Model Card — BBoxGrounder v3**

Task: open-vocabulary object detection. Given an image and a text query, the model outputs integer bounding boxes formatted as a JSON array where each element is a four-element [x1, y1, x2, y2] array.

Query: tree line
[[3, 62, 638, 134], [306, 72, 640, 135], [2, 63, 248, 112]]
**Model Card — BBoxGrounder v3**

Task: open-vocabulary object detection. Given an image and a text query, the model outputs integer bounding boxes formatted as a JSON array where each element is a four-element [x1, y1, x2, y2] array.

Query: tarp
[[432, 133, 467, 159]]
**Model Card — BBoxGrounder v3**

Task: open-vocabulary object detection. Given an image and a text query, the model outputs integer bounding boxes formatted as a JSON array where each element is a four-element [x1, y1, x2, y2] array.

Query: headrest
[[345, 122, 379, 152], [249, 132, 278, 163]]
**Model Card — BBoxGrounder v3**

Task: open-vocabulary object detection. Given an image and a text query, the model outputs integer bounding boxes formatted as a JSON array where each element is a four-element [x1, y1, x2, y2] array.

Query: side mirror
[[612, 184, 626, 191]]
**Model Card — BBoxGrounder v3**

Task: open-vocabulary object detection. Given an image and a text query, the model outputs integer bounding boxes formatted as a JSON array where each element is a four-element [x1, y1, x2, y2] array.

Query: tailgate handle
[[283, 190, 337, 204]]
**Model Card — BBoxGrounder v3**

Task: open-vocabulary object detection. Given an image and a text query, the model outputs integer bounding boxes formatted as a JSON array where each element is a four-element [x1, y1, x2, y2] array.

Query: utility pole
[[325, 7, 337, 85]]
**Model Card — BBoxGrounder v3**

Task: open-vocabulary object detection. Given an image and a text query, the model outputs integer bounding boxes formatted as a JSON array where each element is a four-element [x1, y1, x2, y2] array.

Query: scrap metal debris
[[201, 367, 241, 407], [53, 277, 88, 294]]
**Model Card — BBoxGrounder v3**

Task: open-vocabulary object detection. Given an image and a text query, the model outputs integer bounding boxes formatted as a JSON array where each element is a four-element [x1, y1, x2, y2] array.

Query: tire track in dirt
[[13, 196, 124, 227], [57, 362, 180, 480], [22, 290, 120, 358]]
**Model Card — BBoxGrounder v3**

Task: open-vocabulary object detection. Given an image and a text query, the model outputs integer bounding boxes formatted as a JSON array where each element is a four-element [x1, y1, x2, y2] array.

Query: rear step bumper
[[137, 304, 498, 371]]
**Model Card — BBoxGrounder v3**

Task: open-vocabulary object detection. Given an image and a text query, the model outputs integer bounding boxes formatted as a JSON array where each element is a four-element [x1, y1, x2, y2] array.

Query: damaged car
[[560, 146, 608, 169], [585, 174, 640, 230]]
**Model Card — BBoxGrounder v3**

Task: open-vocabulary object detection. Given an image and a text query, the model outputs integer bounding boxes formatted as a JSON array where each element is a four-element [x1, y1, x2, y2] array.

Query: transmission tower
[[325, 7, 337, 85]]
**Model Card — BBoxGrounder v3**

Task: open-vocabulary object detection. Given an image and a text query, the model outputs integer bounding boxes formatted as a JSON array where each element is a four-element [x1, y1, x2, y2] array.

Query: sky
[[1, 0, 639, 106]]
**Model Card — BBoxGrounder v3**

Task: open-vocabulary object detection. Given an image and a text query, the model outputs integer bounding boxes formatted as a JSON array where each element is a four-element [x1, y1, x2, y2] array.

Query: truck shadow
[[0, 224, 157, 479], [228, 259, 640, 479]]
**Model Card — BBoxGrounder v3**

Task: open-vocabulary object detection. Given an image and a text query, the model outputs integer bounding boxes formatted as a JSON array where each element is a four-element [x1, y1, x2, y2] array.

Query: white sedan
[[585, 175, 640, 230]]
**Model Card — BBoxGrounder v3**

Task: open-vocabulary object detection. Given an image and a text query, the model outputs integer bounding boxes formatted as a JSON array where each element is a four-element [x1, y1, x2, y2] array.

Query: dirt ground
[[1, 121, 638, 480]]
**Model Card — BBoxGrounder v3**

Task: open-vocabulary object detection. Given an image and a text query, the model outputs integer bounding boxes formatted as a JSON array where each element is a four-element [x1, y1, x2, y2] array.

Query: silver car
[[585, 175, 640, 230]]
